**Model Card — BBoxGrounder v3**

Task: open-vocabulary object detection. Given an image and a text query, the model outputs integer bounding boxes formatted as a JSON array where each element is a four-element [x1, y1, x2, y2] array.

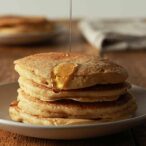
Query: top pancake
[[14, 52, 128, 90]]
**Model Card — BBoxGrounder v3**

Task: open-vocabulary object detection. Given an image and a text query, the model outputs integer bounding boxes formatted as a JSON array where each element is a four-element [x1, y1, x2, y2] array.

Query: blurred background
[[1, 0, 146, 18], [0, 0, 145, 84]]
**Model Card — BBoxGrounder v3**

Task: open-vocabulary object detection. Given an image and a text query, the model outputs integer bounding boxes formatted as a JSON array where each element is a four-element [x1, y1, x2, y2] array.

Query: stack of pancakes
[[0, 15, 53, 34], [9, 52, 137, 125]]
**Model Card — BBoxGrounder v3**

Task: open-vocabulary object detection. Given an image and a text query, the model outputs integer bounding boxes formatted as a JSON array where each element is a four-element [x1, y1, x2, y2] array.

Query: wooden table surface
[[0, 20, 146, 146]]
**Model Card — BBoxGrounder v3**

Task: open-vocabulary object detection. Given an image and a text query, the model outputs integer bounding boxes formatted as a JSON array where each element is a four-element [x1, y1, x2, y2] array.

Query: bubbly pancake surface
[[14, 52, 128, 90], [18, 77, 131, 102]]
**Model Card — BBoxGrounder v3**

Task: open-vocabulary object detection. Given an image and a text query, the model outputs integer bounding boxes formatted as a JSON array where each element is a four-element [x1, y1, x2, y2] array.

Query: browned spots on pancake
[[10, 101, 18, 107]]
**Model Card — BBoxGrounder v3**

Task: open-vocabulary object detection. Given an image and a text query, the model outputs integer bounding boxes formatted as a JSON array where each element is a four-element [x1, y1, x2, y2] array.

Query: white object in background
[[78, 19, 146, 51]]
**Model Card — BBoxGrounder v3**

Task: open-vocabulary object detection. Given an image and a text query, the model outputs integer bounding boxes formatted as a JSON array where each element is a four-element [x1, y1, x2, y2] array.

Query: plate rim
[[0, 82, 146, 129]]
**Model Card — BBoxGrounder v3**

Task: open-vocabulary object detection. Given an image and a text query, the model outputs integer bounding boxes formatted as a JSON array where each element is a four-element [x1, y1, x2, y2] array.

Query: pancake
[[17, 89, 137, 120], [0, 24, 53, 34], [9, 101, 97, 126], [14, 52, 128, 90], [18, 77, 131, 102], [9, 102, 136, 125], [0, 15, 49, 27], [0, 15, 53, 34]]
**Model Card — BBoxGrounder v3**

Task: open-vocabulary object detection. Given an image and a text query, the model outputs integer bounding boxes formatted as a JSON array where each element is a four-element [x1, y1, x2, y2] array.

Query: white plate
[[0, 83, 146, 139], [0, 25, 64, 45]]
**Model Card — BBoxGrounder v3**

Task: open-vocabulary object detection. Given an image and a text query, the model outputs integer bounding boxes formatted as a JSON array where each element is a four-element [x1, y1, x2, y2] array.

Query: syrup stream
[[69, 0, 72, 54], [51, 0, 73, 92], [65, 0, 72, 56]]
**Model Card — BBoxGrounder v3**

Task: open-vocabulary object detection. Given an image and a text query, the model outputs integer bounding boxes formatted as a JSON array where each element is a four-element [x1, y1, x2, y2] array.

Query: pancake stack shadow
[[9, 52, 137, 125]]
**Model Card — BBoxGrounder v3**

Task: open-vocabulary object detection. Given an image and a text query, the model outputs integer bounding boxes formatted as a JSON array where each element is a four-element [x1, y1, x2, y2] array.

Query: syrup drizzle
[[51, 71, 61, 93], [51, 63, 78, 93], [69, 0, 72, 54], [51, 0, 73, 92]]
